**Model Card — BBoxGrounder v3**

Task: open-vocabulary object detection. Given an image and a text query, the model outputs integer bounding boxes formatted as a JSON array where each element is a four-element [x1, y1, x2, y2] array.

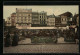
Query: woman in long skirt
[[5, 32, 11, 47], [12, 31, 19, 46]]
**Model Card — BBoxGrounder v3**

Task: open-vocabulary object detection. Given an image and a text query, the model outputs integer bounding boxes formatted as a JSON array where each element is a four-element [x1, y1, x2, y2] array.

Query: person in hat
[[12, 31, 19, 46], [5, 31, 11, 47]]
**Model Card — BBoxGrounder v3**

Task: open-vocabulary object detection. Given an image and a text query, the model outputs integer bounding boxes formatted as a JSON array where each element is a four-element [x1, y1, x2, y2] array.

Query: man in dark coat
[[12, 31, 19, 46], [5, 32, 11, 47], [75, 32, 79, 44]]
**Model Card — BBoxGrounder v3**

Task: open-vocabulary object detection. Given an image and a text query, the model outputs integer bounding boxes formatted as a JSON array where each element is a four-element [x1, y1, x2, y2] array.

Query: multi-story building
[[59, 12, 72, 27], [6, 17, 11, 26], [47, 14, 55, 26], [32, 12, 39, 27], [16, 8, 32, 28], [11, 13, 16, 26], [6, 8, 75, 29], [6, 8, 32, 29], [39, 11, 47, 26], [55, 16, 61, 27]]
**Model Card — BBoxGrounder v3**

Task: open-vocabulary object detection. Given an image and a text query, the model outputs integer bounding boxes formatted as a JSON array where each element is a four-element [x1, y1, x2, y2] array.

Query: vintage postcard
[[3, 5, 79, 53]]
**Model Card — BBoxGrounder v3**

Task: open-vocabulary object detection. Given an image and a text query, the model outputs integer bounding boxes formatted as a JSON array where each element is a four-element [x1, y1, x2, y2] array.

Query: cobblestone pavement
[[3, 44, 79, 53]]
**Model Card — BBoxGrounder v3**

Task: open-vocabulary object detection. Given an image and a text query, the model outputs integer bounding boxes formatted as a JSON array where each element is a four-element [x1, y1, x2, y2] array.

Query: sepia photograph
[[3, 5, 79, 53]]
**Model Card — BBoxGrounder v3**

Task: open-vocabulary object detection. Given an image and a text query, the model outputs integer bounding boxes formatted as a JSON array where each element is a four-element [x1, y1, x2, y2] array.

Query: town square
[[3, 6, 79, 53]]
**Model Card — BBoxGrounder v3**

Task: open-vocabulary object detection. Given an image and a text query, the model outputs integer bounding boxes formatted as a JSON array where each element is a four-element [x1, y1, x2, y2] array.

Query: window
[[40, 19, 41, 23], [44, 19, 45, 21], [28, 14, 30, 17], [40, 19, 41, 21], [42, 16, 43, 18], [62, 18, 63, 21], [40, 16, 41, 18]]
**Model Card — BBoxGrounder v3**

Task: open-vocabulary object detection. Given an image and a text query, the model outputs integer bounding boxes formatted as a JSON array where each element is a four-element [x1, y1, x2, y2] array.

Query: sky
[[3, 5, 79, 21]]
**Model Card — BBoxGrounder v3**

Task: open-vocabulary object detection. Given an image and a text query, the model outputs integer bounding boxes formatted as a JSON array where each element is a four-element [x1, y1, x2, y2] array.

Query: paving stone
[[3, 44, 79, 53]]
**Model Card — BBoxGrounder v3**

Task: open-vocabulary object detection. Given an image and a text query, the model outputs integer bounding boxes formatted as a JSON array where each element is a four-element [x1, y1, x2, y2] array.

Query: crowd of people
[[63, 29, 78, 40], [23, 29, 57, 38], [4, 30, 19, 47], [4, 28, 79, 47], [17, 29, 78, 41]]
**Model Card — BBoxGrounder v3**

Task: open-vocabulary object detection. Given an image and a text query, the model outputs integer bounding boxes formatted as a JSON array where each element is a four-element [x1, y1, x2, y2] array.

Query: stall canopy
[[27, 27, 57, 29], [16, 27, 57, 29]]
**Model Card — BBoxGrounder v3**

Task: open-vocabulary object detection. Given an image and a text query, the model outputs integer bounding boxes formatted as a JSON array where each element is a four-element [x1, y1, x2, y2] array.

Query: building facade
[[55, 16, 61, 27], [6, 17, 11, 26], [16, 8, 32, 28], [11, 13, 16, 26], [47, 15, 55, 26], [32, 12, 39, 27], [59, 12, 72, 27], [39, 11, 47, 26], [60, 15, 67, 26], [6, 8, 76, 29]]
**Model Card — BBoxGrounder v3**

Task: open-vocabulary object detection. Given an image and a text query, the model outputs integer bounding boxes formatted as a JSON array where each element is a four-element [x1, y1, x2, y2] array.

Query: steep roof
[[12, 13, 16, 14], [74, 14, 79, 17], [47, 14, 55, 18], [39, 11, 47, 13], [32, 12, 38, 14], [59, 12, 72, 17], [55, 17, 60, 19]]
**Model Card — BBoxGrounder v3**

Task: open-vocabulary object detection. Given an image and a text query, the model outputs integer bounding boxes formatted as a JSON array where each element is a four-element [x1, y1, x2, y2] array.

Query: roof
[[59, 12, 72, 17], [55, 15, 60, 18], [55, 16, 61, 19], [32, 12, 38, 14], [47, 14, 55, 18], [12, 13, 16, 14], [39, 11, 47, 13], [8, 17, 10, 18], [74, 14, 79, 17], [16, 8, 32, 10]]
